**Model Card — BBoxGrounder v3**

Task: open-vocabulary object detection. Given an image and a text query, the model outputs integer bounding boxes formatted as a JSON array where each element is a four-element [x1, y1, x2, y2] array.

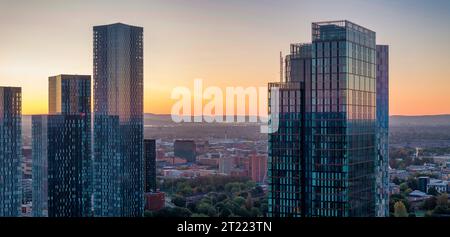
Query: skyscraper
[[93, 23, 144, 217], [376, 45, 389, 217], [268, 20, 388, 217], [144, 139, 157, 193], [31, 115, 48, 217], [32, 75, 92, 217], [0, 86, 22, 217]]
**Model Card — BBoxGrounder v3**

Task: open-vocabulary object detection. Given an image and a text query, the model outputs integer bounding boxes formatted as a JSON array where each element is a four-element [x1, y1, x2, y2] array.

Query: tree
[[405, 188, 413, 195], [399, 183, 409, 192], [422, 197, 437, 210], [187, 202, 197, 212], [250, 207, 261, 217], [233, 196, 246, 207], [179, 185, 193, 196], [144, 210, 155, 217], [392, 177, 402, 185], [406, 178, 418, 191], [219, 208, 232, 217], [154, 207, 192, 217], [394, 201, 408, 217], [245, 195, 253, 210], [389, 194, 410, 214], [197, 202, 215, 216], [427, 187, 439, 196], [251, 186, 264, 197], [436, 193, 448, 208], [234, 207, 252, 217], [171, 207, 192, 217], [217, 193, 228, 202], [191, 213, 209, 217], [433, 193, 449, 215], [172, 195, 186, 207]]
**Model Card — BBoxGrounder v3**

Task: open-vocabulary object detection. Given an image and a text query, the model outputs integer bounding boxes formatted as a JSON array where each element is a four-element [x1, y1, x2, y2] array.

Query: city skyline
[[1, 0, 450, 116]]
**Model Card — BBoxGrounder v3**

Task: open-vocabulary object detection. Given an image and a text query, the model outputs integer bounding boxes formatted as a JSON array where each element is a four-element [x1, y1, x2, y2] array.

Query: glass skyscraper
[[376, 45, 389, 217], [0, 86, 22, 217], [31, 115, 48, 217], [268, 21, 389, 217], [144, 139, 157, 193], [32, 75, 92, 217], [93, 23, 144, 217]]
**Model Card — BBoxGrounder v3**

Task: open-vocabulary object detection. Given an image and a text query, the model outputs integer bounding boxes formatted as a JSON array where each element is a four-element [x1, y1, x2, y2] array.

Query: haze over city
[[1, 0, 450, 116]]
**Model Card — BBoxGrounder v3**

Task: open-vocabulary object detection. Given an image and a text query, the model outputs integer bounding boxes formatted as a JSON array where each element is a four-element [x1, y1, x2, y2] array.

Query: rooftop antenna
[[280, 51, 284, 83]]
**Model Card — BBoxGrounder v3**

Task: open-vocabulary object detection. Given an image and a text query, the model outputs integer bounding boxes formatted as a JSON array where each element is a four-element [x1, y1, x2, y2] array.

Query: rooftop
[[93, 22, 143, 30], [409, 190, 430, 197], [312, 20, 375, 34]]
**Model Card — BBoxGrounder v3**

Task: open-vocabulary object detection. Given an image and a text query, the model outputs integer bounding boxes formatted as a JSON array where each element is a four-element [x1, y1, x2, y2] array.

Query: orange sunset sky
[[1, 0, 450, 116]]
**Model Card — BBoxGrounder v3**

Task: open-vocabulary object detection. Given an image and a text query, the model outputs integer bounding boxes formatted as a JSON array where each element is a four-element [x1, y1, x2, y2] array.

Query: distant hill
[[21, 114, 450, 143], [390, 115, 450, 127], [145, 113, 450, 127]]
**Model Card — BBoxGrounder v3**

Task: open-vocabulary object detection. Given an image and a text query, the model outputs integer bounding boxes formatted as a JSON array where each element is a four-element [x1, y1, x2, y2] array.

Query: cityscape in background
[[2, 1, 450, 219]]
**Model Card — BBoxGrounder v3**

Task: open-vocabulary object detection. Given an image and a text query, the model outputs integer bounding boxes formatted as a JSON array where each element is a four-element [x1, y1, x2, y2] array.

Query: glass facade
[[31, 115, 48, 217], [144, 139, 157, 193], [376, 45, 389, 217], [269, 21, 388, 217], [0, 87, 22, 217], [47, 115, 89, 217], [93, 23, 144, 217], [32, 75, 92, 217], [268, 81, 305, 217]]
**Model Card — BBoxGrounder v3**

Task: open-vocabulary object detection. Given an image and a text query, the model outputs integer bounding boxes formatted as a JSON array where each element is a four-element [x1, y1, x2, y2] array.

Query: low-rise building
[[389, 183, 400, 195], [427, 179, 448, 193], [144, 192, 165, 211]]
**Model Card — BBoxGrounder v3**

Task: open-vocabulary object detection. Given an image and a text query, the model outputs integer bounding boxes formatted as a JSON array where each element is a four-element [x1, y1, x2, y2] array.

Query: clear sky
[[1, 0, 449, 115]]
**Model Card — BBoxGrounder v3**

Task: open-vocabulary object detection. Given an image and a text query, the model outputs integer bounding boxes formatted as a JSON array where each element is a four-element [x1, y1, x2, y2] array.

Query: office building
[[93, 23, 144, 217], [174, 140, 196, 162], [418, 176, 430, 193]]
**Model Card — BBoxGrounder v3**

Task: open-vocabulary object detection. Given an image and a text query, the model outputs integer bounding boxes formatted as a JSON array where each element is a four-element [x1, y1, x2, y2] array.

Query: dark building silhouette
[[174, 140, 196, 163], [144, 139, 157, 192]]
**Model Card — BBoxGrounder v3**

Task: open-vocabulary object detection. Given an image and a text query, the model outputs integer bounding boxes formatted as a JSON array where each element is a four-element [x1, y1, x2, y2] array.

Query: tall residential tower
[[93, 23, 144, 217], [268, 21, 389, 217], [0, 87, 22, 217], [376, 45, 389, 217], [32, 75, 92, 217]]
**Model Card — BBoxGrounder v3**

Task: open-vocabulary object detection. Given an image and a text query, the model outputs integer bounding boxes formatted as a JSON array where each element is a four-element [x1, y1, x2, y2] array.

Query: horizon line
[[21, 113, 450, 117]]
